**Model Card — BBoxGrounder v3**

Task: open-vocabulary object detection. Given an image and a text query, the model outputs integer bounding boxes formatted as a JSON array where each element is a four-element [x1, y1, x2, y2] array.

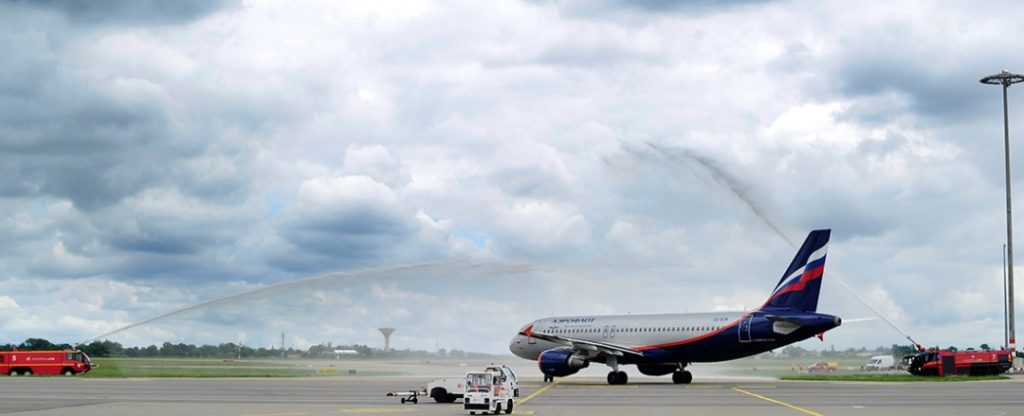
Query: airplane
[[509, 229, 841, 385]]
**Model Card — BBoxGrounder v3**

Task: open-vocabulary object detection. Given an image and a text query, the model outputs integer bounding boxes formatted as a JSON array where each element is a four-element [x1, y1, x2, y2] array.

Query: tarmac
[[3, 374, 1024, 416]]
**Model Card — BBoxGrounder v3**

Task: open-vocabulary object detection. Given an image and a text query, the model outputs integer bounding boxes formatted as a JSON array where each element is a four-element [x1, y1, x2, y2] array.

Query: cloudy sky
[[3, 0, 1024, 355]]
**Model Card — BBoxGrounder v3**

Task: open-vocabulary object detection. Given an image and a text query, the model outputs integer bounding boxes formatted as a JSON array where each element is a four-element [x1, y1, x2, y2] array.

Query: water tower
[[378, 328, 396, 352]]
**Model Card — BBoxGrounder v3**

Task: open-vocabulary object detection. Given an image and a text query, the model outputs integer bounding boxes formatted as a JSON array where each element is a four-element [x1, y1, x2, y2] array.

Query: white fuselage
[[510, 311, 747, 361]]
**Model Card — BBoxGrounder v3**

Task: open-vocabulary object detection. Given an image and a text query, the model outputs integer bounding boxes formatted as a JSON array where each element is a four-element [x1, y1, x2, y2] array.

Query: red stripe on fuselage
[[633, 315, 747, 351]]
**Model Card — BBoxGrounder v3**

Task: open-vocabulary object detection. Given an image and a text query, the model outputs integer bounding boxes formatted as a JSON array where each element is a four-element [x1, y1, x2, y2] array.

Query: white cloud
[[0, 296, 19, 312], [1, 0, 1022, 354]]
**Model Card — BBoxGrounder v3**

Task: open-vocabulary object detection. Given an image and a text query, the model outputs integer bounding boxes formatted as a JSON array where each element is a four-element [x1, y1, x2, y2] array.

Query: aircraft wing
[[525, 328, 643, 357]]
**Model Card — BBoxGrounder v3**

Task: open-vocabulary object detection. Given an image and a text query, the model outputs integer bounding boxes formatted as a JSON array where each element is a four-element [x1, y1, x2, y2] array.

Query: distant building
[[332, 349, 358, 359]]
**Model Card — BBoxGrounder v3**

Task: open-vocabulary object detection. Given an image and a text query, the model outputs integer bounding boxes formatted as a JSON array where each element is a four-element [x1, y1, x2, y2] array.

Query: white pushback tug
[[463, 369, 514, 415]]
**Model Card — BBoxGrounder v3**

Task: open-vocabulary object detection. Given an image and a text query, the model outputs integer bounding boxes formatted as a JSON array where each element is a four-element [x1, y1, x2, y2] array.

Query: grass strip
[[81, 358, 400, 378]]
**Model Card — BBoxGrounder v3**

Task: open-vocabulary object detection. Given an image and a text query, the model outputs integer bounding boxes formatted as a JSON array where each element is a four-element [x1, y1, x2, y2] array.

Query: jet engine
[[637, 364, 677, 376], [538, 348, 589, 377]]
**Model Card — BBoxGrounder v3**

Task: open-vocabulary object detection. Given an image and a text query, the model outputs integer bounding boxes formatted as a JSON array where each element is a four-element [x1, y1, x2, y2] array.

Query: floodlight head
[[981, 70, 1024, 87]]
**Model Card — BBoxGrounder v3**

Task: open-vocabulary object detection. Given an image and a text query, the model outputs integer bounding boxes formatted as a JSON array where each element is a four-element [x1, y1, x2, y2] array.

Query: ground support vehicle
[[864, 355, 895, 371], [464, 370, 513, 415], [426, 377, 463, 403], [427, 364, 519, 403], [0, 350, 94, 376], [908, 350, 1012, 376], [808, 361, 838, 373], [386, 389, 424, 404], [483, 365, 519, 398]]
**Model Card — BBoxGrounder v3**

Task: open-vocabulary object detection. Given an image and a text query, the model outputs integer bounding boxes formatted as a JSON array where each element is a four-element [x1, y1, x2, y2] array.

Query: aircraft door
[[610, 325, 617, 339], [602, 325, 609, 338], [738, 315, 753, 343]]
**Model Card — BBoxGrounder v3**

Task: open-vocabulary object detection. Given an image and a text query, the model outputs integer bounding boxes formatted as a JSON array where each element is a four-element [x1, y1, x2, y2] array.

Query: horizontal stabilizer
[[764, 314, 831, 327]]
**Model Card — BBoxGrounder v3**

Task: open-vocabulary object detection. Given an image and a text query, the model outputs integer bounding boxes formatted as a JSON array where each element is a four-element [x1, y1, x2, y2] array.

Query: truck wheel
[[8, 370, 17, 377], [62, 368, 75, 376], [493, 403, 501, 415], [431, 388, 453, 403], [505, 400, 513, 414], [22, 369, 32, 376], [400, 398, 406, 404]]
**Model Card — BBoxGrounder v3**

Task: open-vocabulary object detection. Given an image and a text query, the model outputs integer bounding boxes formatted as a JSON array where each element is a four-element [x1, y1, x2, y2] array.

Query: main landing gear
[[672, 370, 692, 384], [672, 363, 692, 384], [543, 375, 554, 383], [607, 371, 628, 385], [605, 356, 628, 385]]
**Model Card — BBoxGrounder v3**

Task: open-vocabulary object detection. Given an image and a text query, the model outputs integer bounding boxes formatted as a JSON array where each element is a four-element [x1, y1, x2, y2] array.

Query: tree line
[[0, 338, 499, 359], [0, 338, 305, 358]]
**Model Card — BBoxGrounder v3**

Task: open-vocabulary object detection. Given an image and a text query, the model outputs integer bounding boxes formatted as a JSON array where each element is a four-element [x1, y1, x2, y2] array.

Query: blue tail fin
[[760, 229, 831, 312]]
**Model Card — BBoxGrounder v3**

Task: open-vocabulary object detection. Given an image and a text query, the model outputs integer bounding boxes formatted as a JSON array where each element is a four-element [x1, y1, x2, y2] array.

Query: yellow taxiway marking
[[683, 385, 722, 389], [338, 408, 417, 414], [732, 387, 823, 416], [518, 378, 564, 405]]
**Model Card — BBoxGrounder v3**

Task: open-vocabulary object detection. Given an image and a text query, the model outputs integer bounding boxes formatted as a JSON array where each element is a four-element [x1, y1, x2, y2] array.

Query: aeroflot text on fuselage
[[509, 229, 841, 386], [551, 318, 596, 324]]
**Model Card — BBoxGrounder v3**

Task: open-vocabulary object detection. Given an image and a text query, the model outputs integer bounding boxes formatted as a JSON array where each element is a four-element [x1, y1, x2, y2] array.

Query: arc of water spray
[[82, 260, 534, 345], [640, 141, 922, 348]]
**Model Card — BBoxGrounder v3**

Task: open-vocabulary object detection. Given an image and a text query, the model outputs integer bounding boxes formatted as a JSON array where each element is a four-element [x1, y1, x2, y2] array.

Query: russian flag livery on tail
[[509, 229, 842, 386], [763, 229, 830, 312]]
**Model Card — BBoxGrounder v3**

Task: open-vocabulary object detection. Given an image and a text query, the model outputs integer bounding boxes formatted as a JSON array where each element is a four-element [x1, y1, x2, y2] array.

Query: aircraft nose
[[509, 334, 527, 358]]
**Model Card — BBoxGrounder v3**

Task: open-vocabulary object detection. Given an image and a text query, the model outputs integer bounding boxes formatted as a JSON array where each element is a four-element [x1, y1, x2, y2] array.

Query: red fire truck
[[907, 349, 1012, 377], [0, 350, 95, 376]]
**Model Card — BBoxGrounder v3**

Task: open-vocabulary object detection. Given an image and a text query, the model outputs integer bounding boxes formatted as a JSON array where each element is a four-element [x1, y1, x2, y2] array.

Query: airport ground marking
[[338, 408, 417, 414], [732, 387, 824, 416], [518, 378, 564, 405], [560, 384, 639, 389], [242, 413, 310, 416]]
